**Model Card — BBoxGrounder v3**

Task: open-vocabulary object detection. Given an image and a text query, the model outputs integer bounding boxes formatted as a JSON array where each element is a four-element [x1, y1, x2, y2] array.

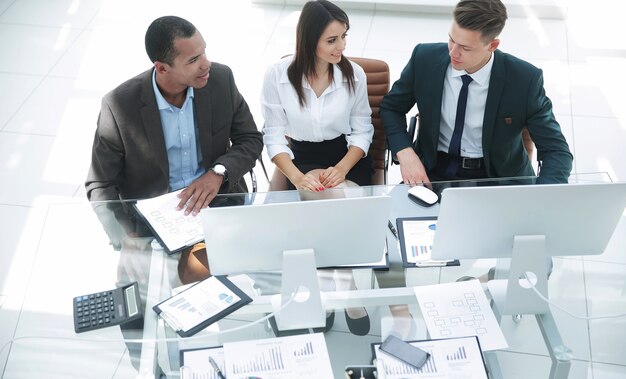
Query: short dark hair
[[453, 0, 508, 42], [145, 16, 196, 65], [288, 0, 355, 107]]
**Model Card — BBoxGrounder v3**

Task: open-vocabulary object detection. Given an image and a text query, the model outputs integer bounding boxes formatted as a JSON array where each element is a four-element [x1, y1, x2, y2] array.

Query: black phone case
[[379, 334, 430, 369]]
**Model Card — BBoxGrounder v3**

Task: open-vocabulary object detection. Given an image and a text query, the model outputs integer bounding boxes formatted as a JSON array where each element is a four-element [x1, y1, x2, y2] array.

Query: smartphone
[[379, 335, 430, 369]]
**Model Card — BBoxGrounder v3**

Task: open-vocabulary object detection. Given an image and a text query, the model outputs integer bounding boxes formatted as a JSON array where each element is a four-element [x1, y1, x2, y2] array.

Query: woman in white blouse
[[261, 0, 374, 192], [261, 0, 373, 336]]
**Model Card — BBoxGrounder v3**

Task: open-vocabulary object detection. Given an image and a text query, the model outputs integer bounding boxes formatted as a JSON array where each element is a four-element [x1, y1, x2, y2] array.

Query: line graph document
[[413, 280, 507, 351], [223, 333, 333, 378]]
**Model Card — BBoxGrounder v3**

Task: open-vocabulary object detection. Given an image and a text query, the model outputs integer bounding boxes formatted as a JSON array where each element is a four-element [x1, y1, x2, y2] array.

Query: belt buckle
[[461, 157, 480, 169]]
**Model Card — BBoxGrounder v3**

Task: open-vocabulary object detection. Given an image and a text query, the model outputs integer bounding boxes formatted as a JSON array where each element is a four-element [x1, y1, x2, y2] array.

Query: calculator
[[73, 282, 143, 333]]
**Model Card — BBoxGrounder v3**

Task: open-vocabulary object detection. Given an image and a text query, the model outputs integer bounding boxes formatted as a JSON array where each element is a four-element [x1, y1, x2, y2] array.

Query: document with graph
[[223, 333, 333, 378], [180, 346, 225, 379], [153, 275, 252, 337], [413, 279, 507, 351], [373, 336, 488, 379], [396, 217, 460, 268]]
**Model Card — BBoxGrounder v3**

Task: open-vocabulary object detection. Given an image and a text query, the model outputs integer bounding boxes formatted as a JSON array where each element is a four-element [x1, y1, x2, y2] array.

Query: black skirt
[[289, 135, 373, 188]]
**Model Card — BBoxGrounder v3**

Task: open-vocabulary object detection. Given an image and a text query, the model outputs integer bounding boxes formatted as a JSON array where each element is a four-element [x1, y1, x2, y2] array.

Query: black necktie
[[447, 74, 473, 177]]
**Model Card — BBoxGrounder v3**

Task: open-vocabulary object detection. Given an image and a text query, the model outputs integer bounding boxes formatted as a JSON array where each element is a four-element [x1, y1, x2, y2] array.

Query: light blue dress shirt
[[152, 70, 205, 191]]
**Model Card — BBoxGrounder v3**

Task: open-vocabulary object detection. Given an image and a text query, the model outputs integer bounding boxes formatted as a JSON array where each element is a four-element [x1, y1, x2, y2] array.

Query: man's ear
[[488, 38, 500, 52], [154, 61, 168, 74]]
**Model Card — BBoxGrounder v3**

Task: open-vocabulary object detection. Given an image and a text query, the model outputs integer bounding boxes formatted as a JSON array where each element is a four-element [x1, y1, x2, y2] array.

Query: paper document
[[413, 280, 507, 351], [153, 275, 252, 337], [374, 336, 488, 379], [134, 189, 203, 253], [396, 217, 459, 267], [157, 276, 243, 332], [223, 333, 333, 378], [180, 346, 225, 379], [402, 219, 438, 262]]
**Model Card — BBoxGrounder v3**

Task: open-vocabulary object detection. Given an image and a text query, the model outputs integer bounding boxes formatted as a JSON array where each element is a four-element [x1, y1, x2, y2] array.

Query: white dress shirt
[[438, 53, 494, 158], [261, 57, 373, 160]]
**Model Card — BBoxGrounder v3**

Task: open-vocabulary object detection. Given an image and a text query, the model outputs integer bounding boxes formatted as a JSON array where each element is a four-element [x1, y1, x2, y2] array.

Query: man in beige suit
[[86, 16, 262, 281]]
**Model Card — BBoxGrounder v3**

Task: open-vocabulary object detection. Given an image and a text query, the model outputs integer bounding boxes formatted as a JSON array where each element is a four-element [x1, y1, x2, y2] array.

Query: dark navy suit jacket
[[381, 43, 572, 184]]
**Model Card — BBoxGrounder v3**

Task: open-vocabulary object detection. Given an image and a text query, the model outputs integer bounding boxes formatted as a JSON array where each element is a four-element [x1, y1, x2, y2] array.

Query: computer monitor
[[432, 182, 626, 260], [201, 195, 391, 275], [200, 194, 392, 330], [431, 182, 626, 315]]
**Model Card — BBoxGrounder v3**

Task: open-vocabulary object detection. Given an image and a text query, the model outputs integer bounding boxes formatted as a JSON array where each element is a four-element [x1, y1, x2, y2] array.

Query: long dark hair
[[288, 0, 355, 107]]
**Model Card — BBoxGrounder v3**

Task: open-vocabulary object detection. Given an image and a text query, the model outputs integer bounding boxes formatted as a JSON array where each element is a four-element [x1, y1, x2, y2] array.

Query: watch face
[[212, 164, 226, 175]]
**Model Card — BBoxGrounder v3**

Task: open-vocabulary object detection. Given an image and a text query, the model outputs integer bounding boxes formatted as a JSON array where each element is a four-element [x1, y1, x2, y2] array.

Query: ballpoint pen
[[208, 356, 226, 379], [387, 220, 399, 240]]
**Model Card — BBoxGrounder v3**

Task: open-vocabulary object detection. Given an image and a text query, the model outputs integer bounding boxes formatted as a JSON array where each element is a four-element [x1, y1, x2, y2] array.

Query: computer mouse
[[407, 185, 439, 207]]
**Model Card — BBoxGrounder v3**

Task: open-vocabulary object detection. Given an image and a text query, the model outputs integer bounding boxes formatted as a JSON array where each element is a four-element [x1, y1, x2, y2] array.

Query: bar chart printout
[[230, 345, 285, 374], [374, 336, 488, 379], [223, 333, 333, 378], [403, 220, 437, 263], [180, 347, 225, 379]]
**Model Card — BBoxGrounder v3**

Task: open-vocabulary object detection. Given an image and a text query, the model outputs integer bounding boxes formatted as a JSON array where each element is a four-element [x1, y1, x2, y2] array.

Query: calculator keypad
[[74, 291, 117, 331], [73, 282, 142, 333], [73, 286, 131, 333]]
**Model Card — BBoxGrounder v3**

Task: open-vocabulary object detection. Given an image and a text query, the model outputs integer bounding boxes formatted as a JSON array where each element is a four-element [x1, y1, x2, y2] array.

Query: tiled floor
[[1, 0, 625, 378]]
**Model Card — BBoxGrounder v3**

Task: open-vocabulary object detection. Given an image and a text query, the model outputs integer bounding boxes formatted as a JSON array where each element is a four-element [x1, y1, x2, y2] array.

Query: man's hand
[[396, 147, 431, 185], [176, 171, 224, 216]]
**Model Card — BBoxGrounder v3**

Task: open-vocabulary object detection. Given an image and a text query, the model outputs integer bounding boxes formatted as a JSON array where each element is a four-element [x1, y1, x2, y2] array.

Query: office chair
[[267, 56, 391, 190], [249, 157, 272, 193], [349, 57, 390, 185]]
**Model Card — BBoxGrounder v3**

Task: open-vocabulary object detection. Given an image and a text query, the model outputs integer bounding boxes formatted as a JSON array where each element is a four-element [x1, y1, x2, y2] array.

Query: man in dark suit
[[85, 16, 262, 281], [381, 0, 572, 185]]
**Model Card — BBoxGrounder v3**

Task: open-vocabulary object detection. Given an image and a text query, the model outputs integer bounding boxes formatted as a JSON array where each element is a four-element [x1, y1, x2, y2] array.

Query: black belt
[[437, 151, 484, 170]]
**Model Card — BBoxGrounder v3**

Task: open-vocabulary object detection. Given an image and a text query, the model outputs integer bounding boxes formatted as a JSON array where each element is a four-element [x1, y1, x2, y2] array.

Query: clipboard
[[371, 336, 488, 378], [153, 275, 252, 337], [133, 190, 203, 255], [133, 190, 249, 255], [396, 217, 460, 268], [132, 207, 199, 255]]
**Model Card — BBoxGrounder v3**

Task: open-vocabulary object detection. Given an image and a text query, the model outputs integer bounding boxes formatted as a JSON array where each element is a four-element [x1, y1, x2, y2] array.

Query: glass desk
[[2, 175, 625, 378]]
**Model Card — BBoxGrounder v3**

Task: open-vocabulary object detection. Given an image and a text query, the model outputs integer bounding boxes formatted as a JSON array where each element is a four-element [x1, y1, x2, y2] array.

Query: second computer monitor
[[432, 182, 626, 260]]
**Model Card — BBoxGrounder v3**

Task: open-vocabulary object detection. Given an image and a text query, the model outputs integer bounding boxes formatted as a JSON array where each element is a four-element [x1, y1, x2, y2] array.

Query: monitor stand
[[487, 235, 572, 379], [487, 235, 549, 315], [270, 249, 326, 331]]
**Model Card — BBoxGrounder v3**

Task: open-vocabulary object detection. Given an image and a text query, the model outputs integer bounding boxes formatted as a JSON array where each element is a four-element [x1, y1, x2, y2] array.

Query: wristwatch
[[210, 164, 227, 180]]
